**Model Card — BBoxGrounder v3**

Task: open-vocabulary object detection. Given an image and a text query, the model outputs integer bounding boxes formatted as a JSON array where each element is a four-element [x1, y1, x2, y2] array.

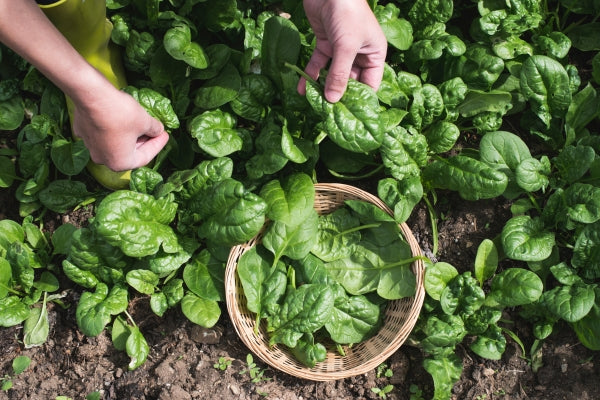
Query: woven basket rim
[[225, 183, 426, 381]]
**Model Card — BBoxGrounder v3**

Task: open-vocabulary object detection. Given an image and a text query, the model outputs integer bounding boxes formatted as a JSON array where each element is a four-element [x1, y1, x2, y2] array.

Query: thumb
[[143, 116, 166, 138], [133, 131, 170, 167]]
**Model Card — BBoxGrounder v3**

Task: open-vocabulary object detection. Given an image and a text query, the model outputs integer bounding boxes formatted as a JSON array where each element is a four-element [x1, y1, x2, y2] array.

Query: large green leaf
[[94, 191, 180, 258]]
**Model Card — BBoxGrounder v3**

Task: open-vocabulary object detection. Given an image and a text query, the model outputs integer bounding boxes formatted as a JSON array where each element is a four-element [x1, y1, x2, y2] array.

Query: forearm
[[0, 0, 112, 105]]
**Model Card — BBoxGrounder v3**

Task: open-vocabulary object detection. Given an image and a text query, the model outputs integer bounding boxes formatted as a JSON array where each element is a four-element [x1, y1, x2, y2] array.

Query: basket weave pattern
[[225, 183, 426, 381]]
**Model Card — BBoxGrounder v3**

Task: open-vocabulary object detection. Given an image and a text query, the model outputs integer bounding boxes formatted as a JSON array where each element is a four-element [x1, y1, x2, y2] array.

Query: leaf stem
[[422, 194, 439, 256], [284, 62, 317, 85]]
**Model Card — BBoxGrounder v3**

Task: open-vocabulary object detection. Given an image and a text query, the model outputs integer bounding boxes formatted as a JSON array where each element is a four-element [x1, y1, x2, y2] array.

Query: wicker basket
[[225, 183, 426, 381]]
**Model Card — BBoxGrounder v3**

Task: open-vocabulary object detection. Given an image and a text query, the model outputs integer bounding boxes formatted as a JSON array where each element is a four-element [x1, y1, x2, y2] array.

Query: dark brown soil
[[1, 182, 599, 400]]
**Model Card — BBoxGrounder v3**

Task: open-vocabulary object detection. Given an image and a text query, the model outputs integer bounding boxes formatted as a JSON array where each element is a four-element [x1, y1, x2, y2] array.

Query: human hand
[[299, 0, 387, 102], [70, 83, 169, 172]]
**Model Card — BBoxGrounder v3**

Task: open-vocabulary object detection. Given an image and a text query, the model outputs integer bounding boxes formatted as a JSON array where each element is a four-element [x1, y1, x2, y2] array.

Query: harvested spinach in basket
[[236, 173, 418, 367]]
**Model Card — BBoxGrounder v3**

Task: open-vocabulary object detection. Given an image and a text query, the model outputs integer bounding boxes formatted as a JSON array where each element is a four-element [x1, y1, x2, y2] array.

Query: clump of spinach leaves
[[0, 217, 66, 348], [236, 173, 418, 367]]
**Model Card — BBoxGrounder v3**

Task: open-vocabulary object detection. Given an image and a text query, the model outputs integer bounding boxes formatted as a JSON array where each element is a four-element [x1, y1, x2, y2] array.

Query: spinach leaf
[[423, 155, 508, 200], [195, 179, 267, 246], [325, 292, 382, 344], [326, 236, 416, 300], [189, 109, 243, 157], [76, 283, 128, 337], [237, 246, 287, 320], [94, 191, 180, 258], [259, 173, 315, 226], [306, 79, 384, 153], [289, 333, 327, 368], [262, 210, 319, 263], [269, 283, 335, 348], [520, 55, 572, 127], [501, 215, 555, 262]]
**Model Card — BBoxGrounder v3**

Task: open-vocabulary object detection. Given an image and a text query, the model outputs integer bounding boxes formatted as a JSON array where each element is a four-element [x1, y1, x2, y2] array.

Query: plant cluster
[[1, 0, 599, 399]]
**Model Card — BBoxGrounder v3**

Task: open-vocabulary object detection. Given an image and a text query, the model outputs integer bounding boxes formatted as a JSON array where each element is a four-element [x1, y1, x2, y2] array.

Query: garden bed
[[1, 189, 598, 400]]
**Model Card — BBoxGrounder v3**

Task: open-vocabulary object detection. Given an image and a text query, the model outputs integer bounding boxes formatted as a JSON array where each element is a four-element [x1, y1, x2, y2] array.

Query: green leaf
[[76, 283, 128, 337], [62, 259, 99, 289], [189, 109, 243, 158], [23, 303, 49, 348], [474, 239, 498, 286], [50, 137, 89, 176], [423, 155, 508, 200], [183, 249, 224, 302], [0, 156, 16, 188], [180, 292, 221, 328], [440, 272, 485, 316], [94, 190, 180, 258], [126, 326, 149, 370], [269, 284, 335, 348], [125, 86, 180, 129], [375, 3, 413, 50], [520, 55, 572, 127], [488, 268, 543, 307], [261, 16, 301, 90], [0, 219, 25, 257], [126, 269, 159, 295], [501, 215, 555, 262], [0, 96, 25, 130], [325, 292, 382, 344], [111, 315, 130, 351], [572, 221, 600, 280], [230, 74, 275, 122], [289, 333, 327, 368], [163, 22, 208, 69], [33, 271, 59, 292], [12, 355, 31, 375], [424, 262, 458, 301], [0, 258, 11, 299], [0, 296, 30, 327], [565, 84, 600, 143], [423, 354, 463, 400], [194, 63, 241, 109], [469, 325, 506, 360], [262, 210, 319, 262], [196, 179, 267, 246], [543, 284, 596, 322], [377, 177, 423, 224], [237, 246, 287, 318], [259, 173, 315, 226], [306, 79, 385, 153], [573, 288, 600, 350], [380, 126, 428, 181], [150, 292, 168, 316], [326, 237, 415, 300], [38, 180, 91, 214]]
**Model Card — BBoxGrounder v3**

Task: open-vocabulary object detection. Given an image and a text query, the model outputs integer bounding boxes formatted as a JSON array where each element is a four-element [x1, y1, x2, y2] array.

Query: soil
[[1, 173, 599, 400]]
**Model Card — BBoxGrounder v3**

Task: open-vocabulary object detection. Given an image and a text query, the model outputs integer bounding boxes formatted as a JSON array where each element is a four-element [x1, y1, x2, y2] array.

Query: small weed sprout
[[1, 356, 31, 392], [371, 384, 394, 398], [213, 356, 232, 371], [409, 384, 425, 400], [239, 354, 271, 383], [376, 363, 394, 378]]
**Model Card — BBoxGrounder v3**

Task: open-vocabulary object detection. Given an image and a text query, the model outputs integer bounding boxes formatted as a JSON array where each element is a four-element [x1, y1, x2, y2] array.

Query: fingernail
[[326, 91, 343, 103]]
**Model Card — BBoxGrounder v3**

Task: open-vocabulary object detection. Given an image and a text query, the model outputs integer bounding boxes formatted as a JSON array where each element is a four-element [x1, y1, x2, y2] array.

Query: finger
[[132, 131, 169, 167], [358, 64, 385, 92], [324, 45, 356, 102], [143, 116, 166, 138], [297, 47, 330, 95]]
